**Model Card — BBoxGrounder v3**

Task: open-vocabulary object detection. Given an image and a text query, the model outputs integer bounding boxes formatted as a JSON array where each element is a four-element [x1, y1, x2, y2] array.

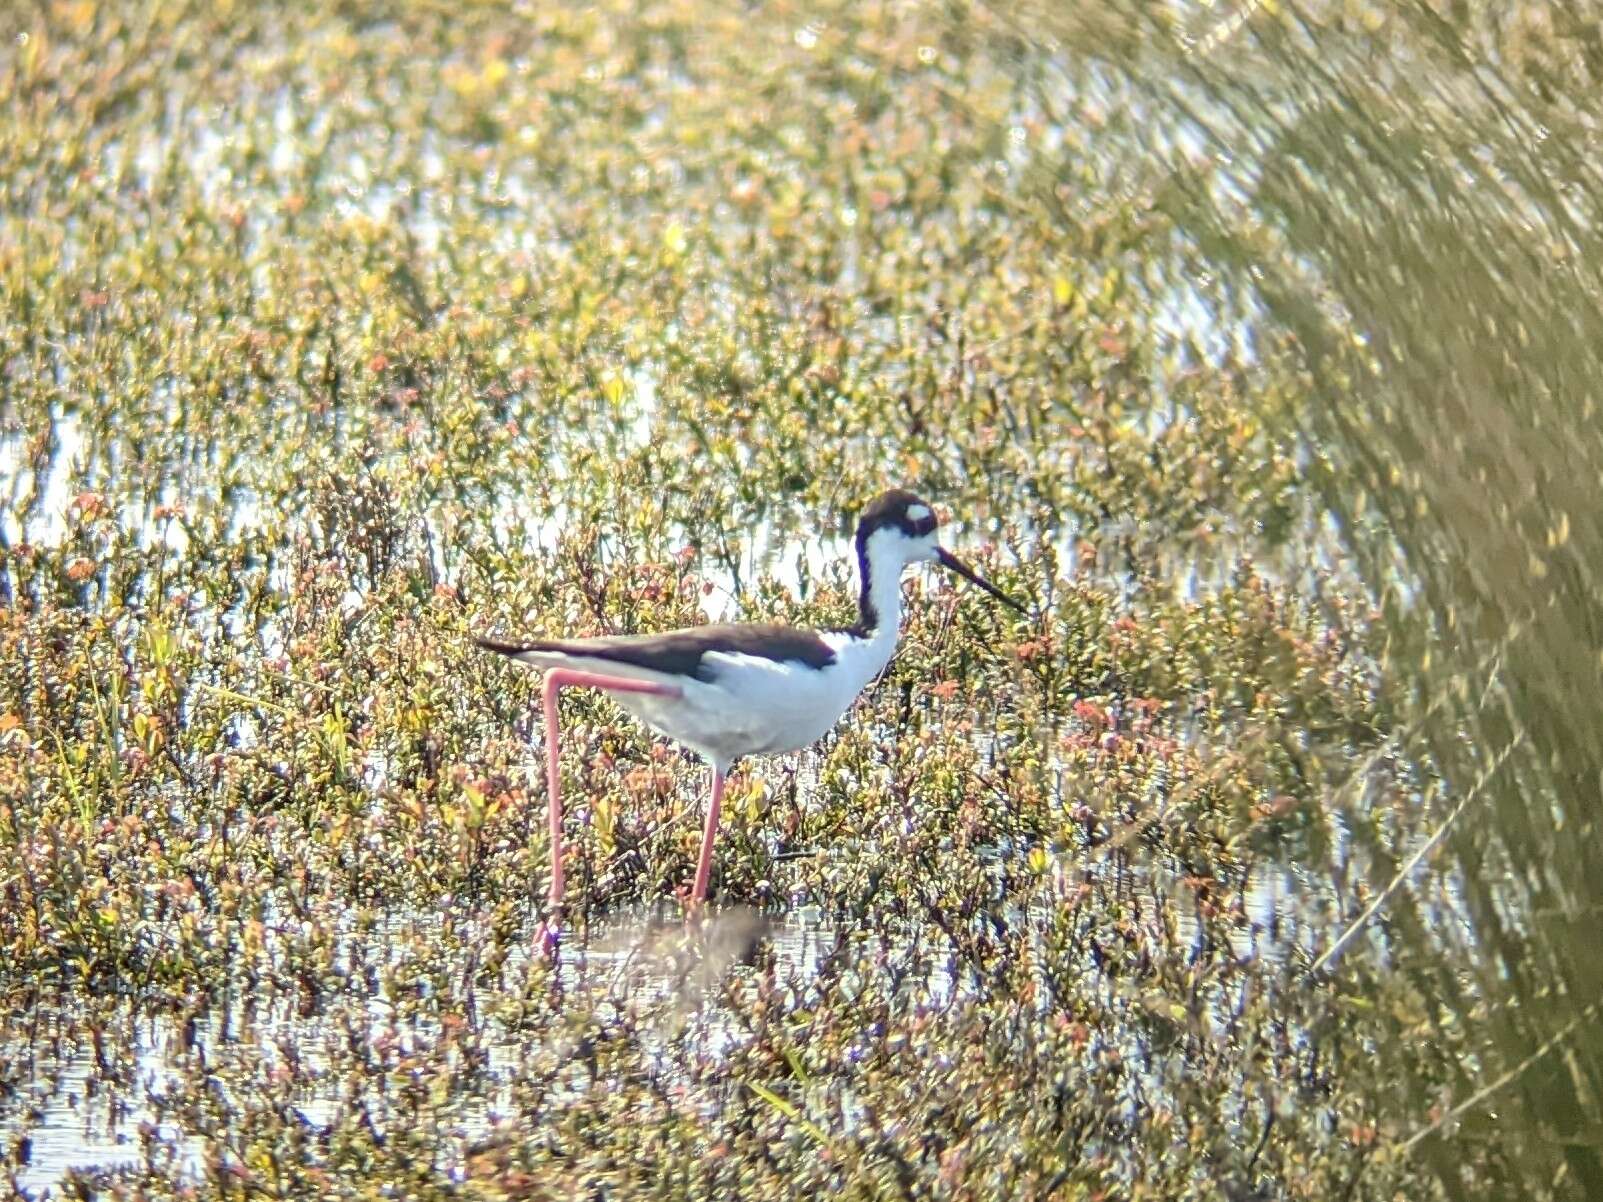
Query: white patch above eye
[[906, 503, 932, 522]]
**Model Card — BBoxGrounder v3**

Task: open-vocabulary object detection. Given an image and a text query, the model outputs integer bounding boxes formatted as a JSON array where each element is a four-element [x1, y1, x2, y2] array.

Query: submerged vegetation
[[1, 1, 1598, 1198]]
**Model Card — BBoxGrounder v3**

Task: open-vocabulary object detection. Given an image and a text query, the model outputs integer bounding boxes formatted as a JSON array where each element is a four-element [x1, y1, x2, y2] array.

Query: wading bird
[[478, 488, 1023, 914]]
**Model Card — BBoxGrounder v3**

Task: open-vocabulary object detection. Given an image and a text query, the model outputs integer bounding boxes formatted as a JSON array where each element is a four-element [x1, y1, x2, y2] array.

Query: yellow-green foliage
[[5, 1, 1578, 1199]]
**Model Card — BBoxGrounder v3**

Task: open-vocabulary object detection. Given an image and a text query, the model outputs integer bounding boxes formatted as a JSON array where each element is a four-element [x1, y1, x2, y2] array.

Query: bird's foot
[[539, 910, 563, 962], [678, 889, 710, 931]]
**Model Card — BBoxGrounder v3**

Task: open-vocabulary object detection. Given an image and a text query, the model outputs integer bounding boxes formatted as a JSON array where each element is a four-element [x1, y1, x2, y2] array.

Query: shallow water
[[7, 855, 1330, 1195], [5, 905, 825, 1193], [8, 1, 1595, 1195]]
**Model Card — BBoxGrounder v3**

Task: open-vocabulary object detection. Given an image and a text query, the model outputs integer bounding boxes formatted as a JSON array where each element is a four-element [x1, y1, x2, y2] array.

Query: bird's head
[[854, 488, 1025, 612]]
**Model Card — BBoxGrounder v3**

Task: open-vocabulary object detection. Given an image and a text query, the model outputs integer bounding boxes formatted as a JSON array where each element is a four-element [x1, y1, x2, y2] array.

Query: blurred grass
[[1000, 4, 1603, 1198], [0, 0, 1595, 1197], [1014, 3, 1603, 1196]]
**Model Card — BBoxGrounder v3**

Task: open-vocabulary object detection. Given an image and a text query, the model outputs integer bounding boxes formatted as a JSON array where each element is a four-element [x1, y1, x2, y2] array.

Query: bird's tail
[[473, 635, 678, 688], [475, 635, 536, 657], [474, 635, 569, 666]]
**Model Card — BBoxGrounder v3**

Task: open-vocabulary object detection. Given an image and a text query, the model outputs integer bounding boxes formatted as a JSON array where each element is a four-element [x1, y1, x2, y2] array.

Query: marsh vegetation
[[2, 2, 1600, 1197]]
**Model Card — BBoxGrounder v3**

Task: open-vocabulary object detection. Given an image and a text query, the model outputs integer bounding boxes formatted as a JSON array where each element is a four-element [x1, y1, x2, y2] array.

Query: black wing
[[476, 623, 837, 682]]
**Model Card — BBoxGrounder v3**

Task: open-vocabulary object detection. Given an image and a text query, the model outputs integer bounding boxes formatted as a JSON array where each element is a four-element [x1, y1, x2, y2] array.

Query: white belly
[[614, 652, 865, 768], [515, 629, 897, 772]]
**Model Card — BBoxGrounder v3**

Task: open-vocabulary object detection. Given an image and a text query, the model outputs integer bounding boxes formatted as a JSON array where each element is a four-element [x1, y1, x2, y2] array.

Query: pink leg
[[690, 765, 726, 907], [541, 668, 681, 909]]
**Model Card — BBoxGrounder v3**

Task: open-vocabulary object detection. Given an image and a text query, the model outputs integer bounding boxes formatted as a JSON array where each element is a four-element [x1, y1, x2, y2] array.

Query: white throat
[[812, 526, 921, 718], [866, 543, 907, 631], [854, 526, 913, 651]]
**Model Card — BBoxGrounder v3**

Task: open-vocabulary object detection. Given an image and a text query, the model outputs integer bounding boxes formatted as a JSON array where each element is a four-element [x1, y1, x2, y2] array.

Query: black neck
[[849, 535, 879, 638]]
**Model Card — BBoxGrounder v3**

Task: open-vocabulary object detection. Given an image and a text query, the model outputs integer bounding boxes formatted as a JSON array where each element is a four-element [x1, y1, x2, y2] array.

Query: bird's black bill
[[935, 547, 1027, 613]]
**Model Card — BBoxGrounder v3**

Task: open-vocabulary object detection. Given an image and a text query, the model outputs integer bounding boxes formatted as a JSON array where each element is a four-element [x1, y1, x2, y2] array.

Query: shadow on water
[[9, 862, 1318, 1194], [4, 906, 828, 1194]]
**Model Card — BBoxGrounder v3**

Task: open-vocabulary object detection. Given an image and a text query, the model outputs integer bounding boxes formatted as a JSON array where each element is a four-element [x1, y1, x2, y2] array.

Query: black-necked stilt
[[478, 488, 1024, 913]]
